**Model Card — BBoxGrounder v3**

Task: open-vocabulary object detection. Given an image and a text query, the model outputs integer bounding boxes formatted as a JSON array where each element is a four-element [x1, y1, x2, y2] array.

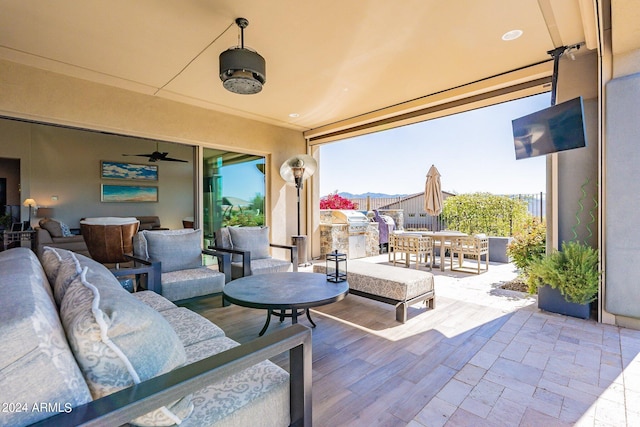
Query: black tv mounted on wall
[[512, 96, 587, 160]]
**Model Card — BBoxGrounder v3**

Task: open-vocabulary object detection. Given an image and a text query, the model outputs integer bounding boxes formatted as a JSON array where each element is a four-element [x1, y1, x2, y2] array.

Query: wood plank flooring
[[180, 259, 640, 426], [182, 286, 523, 426]]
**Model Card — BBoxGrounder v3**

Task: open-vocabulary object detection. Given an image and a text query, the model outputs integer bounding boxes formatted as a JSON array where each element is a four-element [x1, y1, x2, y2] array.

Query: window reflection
[[202, 149, 265, 243]]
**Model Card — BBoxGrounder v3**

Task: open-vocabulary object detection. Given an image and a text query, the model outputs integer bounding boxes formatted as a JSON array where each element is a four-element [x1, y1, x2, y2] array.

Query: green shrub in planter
[[507, 217, 546, 273], [527, 240, 599, 305]]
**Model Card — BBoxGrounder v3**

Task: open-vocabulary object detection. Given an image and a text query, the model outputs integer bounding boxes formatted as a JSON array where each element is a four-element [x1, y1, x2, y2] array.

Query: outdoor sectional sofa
[[0, 247, 311, 426]]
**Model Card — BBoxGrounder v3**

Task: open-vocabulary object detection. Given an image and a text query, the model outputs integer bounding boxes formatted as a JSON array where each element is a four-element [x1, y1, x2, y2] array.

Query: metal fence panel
[[346, 193, 545, 232]]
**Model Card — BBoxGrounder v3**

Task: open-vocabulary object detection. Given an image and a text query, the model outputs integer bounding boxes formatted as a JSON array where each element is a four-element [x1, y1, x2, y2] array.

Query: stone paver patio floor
[[304, 255, 640, 426]]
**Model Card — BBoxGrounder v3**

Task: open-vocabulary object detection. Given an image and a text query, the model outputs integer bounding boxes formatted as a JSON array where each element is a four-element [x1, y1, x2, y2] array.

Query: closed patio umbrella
[[424, 164, 443, 216]]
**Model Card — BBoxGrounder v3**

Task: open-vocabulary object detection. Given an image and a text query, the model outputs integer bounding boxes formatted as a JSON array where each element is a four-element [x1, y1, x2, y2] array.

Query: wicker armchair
[[389, 233, 434, 270], [449, 234, 489, 274]]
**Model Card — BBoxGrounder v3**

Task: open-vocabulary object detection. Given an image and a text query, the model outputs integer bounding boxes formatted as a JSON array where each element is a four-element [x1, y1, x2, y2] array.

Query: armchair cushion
[[133, 229, 229, 303], [228, 226, 270, 261], [231, 257, 293, 279], [214, 226, 233, 250], [139, 229, 203, 273], [160, 267, 226, 302]]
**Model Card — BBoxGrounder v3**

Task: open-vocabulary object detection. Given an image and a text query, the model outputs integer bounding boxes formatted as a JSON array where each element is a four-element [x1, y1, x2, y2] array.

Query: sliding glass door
[[202, 148, 265, 245]]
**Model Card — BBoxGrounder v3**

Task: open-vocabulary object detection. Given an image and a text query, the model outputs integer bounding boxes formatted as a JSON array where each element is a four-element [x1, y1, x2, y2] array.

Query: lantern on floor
[[326, 250, 347, 282]]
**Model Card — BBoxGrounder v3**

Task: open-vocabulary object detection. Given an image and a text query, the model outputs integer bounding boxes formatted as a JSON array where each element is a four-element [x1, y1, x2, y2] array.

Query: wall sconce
[[326, 250, 347, 282]]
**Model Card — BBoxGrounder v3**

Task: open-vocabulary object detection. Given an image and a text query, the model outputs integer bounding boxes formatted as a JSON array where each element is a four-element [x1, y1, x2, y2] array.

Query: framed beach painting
[[101, 185, 158, 203], [101, 161, 158, 181]]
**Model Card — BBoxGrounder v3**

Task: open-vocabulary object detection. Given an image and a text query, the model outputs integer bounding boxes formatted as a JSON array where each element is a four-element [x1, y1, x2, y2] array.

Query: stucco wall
[[0, 59, 306, 246], [550, 51, 599, 250], [600, 0, 640, 328], [605, 73, 640, 321]]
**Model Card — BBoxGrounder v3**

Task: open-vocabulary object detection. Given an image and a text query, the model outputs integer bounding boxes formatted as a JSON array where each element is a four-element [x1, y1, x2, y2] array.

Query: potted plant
[[0, 213, 12, 231], [527, 240, 599, 319]]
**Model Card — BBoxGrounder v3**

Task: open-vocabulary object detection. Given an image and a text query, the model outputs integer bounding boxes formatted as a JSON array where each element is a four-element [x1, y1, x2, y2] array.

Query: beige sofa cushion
[[0, 248, 92, 426], [180, 336, 291, 427]]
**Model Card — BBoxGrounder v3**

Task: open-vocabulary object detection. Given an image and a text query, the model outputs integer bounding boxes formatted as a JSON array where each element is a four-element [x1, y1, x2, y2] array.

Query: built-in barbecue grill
[[328, 210, 370, 259]]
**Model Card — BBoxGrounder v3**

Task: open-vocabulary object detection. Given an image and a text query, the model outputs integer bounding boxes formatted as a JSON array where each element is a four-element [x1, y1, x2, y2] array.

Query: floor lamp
[[280, 155, 317, 266], [22, 198, 36, 230]]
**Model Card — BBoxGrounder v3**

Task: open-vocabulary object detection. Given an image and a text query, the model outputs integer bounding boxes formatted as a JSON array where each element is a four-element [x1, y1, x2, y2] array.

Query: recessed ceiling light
[[501, 30, 523, 41], [288, 113, 300, 118]]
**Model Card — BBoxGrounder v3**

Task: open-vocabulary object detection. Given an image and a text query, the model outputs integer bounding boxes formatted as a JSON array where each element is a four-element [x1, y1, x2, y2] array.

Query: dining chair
[[390, 234, 433, 270], [449, 234, 489, 274]]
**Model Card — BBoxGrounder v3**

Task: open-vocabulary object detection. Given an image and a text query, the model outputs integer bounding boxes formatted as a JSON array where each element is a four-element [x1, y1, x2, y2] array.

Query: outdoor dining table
[[401, 230, 468, 271]]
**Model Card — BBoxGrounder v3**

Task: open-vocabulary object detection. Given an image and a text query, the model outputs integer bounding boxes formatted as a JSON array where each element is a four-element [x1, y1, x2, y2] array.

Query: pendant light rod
[[236, 17, 249, 48]]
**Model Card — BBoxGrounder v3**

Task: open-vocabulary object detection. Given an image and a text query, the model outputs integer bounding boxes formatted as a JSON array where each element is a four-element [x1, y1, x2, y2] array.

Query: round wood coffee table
[[223, 272, 349, 336]]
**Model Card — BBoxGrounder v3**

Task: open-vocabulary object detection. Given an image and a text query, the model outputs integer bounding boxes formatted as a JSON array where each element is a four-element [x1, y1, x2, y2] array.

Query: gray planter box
[[488, 236, 513, 263], [538, 284, 591, 319]]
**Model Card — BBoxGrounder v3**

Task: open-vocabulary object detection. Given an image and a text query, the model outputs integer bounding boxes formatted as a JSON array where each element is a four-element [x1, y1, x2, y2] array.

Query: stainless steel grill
[[329, 210, 369, 259]]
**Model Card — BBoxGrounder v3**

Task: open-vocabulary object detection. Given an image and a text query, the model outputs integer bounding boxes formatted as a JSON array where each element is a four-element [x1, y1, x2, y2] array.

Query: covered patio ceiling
[[0, 1, 598, 135]]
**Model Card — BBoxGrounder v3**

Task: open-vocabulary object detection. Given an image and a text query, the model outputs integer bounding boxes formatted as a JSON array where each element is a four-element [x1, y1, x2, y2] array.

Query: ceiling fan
[[122, 142, 188, 163]]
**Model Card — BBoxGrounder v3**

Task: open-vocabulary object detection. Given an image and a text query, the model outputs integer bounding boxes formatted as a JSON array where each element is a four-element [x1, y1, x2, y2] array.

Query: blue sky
[[220, 159, 265, 202], [319, 92, 551, 196]]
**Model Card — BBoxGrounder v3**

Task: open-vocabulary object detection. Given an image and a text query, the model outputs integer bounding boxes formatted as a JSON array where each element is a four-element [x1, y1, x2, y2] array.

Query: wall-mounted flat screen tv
[[512, 96, 587, 160]]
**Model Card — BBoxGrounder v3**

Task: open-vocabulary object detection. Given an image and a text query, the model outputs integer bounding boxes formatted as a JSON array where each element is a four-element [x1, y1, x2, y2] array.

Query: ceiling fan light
[[221, 68, 264, 94], [219, 27, 266, 95]]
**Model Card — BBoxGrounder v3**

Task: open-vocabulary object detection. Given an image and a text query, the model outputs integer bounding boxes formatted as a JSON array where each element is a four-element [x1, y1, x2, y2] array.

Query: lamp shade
[[23, 198, 36, 207], [279, 155, 317, 187], [37, 207, 54, 218]]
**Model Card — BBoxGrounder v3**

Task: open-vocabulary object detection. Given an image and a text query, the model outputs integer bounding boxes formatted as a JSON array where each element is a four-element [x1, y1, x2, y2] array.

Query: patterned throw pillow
[[52, 250, 82, 306], [40, 246, 64, 285], [60, 222, 73, 237], [59, 254, 193, 426]]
